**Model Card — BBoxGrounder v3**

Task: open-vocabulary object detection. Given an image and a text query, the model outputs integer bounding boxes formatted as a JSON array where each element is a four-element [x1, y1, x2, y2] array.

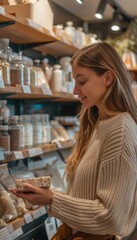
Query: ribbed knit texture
[[50, 112, 137, 238]]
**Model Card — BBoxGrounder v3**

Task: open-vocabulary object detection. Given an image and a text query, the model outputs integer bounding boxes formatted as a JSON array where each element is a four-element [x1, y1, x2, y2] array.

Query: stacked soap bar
[[15, 176, 51, 192]]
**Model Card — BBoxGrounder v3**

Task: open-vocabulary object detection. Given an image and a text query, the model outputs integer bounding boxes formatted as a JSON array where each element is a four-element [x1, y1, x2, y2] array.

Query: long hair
[[66, 41, 137, 181]]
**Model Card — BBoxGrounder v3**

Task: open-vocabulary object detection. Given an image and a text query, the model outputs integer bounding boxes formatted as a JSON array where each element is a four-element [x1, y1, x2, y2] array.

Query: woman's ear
[[104, 70, 114, 87]]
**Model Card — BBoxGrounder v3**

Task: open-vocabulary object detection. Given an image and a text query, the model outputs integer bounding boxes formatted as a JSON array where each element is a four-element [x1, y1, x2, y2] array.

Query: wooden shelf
[[0, 85, 79, 101], [0, 13, 56, 44], [128, 67, 137, 72], [1, 140, 74, 163], [35, 40, 79, 58]]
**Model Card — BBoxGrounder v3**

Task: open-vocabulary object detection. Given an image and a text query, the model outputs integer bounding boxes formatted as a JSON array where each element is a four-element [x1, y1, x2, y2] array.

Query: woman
[[11, 42, 137, 240]]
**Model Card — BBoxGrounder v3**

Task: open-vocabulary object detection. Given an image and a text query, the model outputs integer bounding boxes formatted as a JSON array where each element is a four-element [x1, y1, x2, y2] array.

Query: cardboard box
[[4, 0, 54, 31]]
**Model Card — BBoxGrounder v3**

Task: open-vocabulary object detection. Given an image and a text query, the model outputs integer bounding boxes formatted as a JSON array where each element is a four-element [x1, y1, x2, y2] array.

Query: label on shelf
[[0, 151, 4, 161], [28, 148, 36, 157], [24, 213, 33, 224], [35, 147, 43, 155], [22, 85, 31, 94], [0, 78, 5, 88], [55, 140, 63, 149], [11, 227, 23, 240], [32, 209, 41, 219], [13, 151, 24, 159], [7, 223, 14, 233], [39, 206, 47, 216], [0, 6, 5, 15], [40, 83, 52, 95], [44, 217, 57, 240]]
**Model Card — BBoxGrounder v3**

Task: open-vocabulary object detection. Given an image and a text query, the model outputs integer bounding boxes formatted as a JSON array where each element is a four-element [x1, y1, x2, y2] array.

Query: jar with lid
[[8, 115, 21, 151], [0, 53, 11, 85], [22, 59, 31, 86], [50, 64, 62, 92], [0, 100, 10, 124], [18, 115, 25, 149], [31, 114, 43, 147], [64, 21, 76, 43], [0, 125, 10, 151], [22, 115, 33, 148], [0, 38, 12, 63], [11, 56, 24, 86], [30, 66, 38, 87], [41, 114, 51, 144]]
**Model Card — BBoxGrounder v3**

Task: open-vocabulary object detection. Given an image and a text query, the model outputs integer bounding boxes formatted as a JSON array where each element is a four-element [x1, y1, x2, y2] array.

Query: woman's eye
[[79, 81, 85, 85]]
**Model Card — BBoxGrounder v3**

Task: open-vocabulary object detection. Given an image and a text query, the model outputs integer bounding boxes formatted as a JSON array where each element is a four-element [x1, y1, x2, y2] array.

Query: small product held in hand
[[15, 176, 51, 192]]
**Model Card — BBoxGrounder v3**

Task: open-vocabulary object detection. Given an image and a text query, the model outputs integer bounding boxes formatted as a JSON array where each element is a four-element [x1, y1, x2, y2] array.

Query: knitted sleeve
[[50, 119, 137, 237]]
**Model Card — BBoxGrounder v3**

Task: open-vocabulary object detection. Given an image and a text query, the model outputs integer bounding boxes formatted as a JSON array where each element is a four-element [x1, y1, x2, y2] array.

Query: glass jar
[[0, 54, 11, 85], [11, 57, 24, 86], [8, 115, 21, 151], [22, 115, 33, 148], [0, 125, 10, 151], [0, 100, 10, 125], [31, 114, 43, 147], [41, 114, 51, 144], [30, 66, 38, 86], [18, 115, 25, 149], [50, 64, 62, 92]]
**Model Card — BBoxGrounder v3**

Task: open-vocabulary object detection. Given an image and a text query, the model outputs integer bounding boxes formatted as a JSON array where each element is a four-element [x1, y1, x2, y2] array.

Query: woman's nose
[[73, 84, 80, 95]]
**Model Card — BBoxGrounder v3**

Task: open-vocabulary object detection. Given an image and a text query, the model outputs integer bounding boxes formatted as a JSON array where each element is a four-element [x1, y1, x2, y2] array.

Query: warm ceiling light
[[111, 10, 121, 31], [75, 0, 83, 4], [94, 0, 108, 19]]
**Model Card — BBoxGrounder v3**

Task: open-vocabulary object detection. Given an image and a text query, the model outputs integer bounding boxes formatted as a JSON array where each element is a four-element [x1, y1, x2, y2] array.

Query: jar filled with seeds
[[0, 125, 10, 151], [8, 115, 20, 151], [11, 56, 24, 86]]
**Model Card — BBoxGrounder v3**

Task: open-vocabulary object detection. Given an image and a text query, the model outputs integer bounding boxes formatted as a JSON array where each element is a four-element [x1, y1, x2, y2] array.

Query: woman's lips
[[80, 97, 87, 103]]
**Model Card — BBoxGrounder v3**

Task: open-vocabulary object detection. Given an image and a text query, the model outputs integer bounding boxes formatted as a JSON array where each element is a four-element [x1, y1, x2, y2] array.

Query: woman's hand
[[10, 183, 54, 206]]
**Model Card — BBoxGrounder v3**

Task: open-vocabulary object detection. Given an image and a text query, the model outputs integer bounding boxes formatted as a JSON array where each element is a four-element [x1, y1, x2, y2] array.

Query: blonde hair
[[66, 42, 137, 181]]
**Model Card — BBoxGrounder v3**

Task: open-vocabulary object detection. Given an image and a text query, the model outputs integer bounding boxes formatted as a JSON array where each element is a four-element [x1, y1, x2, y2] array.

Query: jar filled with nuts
[[0, 125, 10, 151], [11, 56, 24, 86], [8, 115, 21, 151]]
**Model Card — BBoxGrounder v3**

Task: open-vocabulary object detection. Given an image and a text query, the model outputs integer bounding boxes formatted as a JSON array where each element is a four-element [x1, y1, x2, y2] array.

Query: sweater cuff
[[49, 189, 65, 218]]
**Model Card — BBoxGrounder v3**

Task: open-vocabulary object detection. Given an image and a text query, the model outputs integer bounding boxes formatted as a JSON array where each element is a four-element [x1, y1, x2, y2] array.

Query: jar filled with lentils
[[8, 115, 20, 151]]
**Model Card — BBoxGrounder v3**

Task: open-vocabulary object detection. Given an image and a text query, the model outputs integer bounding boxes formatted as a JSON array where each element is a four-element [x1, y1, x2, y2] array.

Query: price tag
[[44, 217, 57, 240], [13, 151, 24, 159], [7, 223, 14, 233], [11, 227, 23, 240], [0, 151, 4, 161], [0, 6, 5, 15], [0, 78, 5, 88], [24, 213, 33, 224], [41, 84, 52, 95], [39, 206, 47, 216], [35, 147, 43, 156], [56, 218, 62, 228], [28, 148, 36, 157], [56, 141, 63, 149], [22, 85, 31, 94], [32, 209, 41, 219]]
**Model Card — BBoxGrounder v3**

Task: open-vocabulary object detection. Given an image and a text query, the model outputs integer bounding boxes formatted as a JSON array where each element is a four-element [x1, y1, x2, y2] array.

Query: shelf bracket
[[0, 20, 15, 28]]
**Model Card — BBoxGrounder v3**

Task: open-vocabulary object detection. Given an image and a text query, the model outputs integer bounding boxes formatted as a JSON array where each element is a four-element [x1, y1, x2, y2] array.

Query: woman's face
[[72, 64, 109, 109]]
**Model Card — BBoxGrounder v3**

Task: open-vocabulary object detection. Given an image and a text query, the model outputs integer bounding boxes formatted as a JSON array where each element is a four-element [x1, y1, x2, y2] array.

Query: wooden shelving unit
[[1, 139, 74, 163], [0, 13, 56, 44]]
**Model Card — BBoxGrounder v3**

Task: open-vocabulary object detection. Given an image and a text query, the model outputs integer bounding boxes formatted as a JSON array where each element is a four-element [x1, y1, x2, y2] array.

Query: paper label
[[0, 78, 5, 88], [56, 141, 63, 149], [13, 151, 24, 159], [44, 217, 57, 240], [41, 84, 52, 95], [11, 227, 23, 240], [0, 151, 4, 161], [32, 209, 41, 219], [7, 223, 14, 233], [24, 213, 33, 223], [35, 147, 43, 155], [22, 85, 31, 94], [39, 206, 47, 216], [28, 148, 36, 157]]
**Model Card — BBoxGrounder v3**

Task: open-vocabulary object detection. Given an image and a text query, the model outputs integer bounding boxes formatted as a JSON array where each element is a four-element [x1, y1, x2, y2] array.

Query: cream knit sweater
[[50, 112, 137, 238]]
